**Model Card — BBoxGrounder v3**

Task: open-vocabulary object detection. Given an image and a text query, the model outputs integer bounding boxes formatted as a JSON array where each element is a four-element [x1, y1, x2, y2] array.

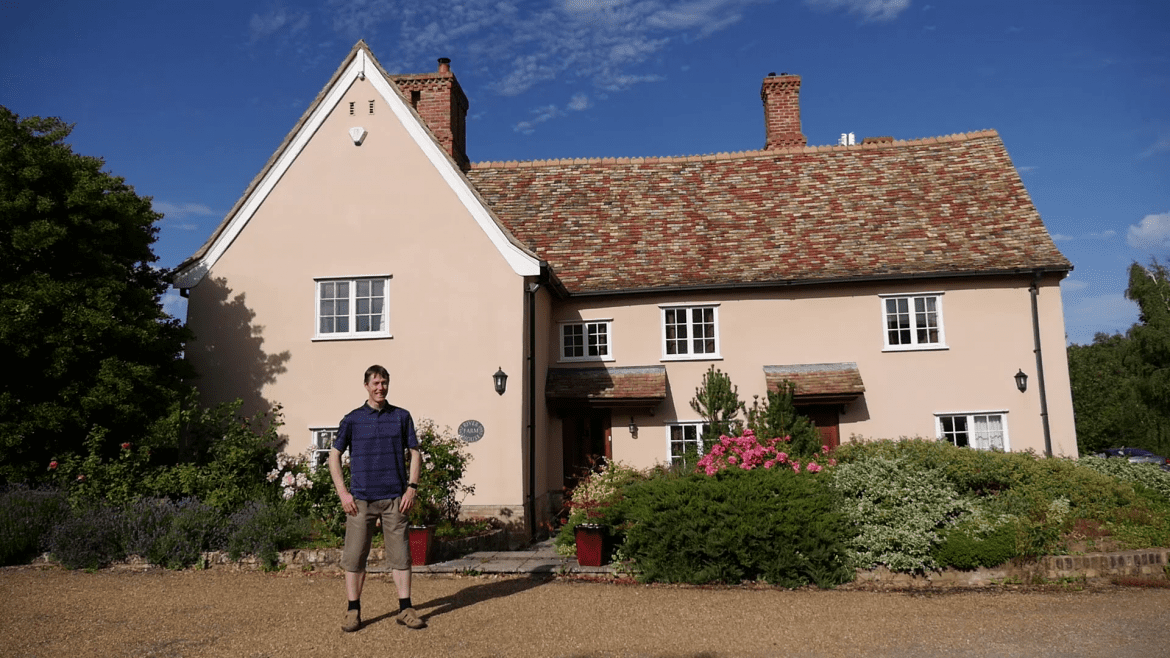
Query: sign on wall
[[458, 419, 485, 443]]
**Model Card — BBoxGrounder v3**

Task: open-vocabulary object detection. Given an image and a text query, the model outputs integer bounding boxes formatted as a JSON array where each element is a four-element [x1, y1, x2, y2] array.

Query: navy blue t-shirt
[[334, 402, 419, 501]]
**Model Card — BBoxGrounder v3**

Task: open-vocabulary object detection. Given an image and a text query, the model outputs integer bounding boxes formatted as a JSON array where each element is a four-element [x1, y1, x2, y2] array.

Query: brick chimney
[[391, 57, 470, 169], [761, 72, 806, 149]]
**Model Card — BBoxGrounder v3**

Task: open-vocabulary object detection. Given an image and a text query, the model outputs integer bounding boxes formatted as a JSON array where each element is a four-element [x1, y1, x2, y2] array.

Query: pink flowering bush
[[695, 430, 837, 477]]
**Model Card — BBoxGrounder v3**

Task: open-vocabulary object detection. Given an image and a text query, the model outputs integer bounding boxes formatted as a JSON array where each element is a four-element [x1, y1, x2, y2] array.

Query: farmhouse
[[174, 41, 1076, 537]]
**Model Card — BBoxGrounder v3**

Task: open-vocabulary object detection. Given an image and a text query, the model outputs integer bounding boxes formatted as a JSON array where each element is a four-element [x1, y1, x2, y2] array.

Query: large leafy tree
[[1067, 260, 1170, 456], [0, 108, 189, 482]]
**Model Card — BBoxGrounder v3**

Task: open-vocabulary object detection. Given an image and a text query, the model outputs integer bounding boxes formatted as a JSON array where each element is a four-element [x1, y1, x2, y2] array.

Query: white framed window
[[310, 427, 339, 467], [667, 422, 709, 465], [936, 412, 1008, 451], [881, 293, 945, 351], [559, 320, 613, 361], [314, 276, 390, 340], [661, 304, 720, 360]]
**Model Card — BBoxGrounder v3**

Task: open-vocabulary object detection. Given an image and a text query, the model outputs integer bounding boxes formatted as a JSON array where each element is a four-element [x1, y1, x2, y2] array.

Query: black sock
[[348, 600, 360, 612], [399, 597, 412, 611]]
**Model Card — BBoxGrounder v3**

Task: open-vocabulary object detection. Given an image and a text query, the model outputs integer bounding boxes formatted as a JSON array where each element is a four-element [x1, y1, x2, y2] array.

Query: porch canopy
[[763, 363, 865, 405], [545, 366, 667, 413]]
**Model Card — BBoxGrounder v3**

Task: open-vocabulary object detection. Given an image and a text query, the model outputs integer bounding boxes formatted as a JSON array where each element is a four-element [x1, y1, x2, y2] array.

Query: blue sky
[[2, 0, 1167, 345]]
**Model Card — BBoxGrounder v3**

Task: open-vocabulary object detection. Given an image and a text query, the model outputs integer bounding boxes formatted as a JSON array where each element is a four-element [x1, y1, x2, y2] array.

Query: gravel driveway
[[3, 567, 1169, 657]]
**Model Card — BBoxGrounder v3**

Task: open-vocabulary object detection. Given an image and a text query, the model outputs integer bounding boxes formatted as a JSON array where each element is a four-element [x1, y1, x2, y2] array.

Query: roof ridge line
[[469, 129, 1001, 169]]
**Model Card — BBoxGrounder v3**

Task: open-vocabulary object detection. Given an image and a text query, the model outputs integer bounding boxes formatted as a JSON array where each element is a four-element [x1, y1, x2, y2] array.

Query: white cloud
[[320, 0, 765, 117], [1063, 292, 1138, 345], [154, 202, 218, 229], [249, 6, 311, 43], [1141, 134, 1170, 158], [1016, 165, 1037, 173], [1127, 212, 1170, 251], [804, 0, 912, 22], [160, 288, 188, 323], [1050, 229, 1116, 242], [1060, 279, 1088, 292], [567, 93, 591, 111], [514, 104, 565, 134]]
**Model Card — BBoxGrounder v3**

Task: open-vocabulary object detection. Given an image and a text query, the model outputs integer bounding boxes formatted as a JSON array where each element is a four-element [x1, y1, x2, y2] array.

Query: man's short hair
[[364, 364, 390, 383]]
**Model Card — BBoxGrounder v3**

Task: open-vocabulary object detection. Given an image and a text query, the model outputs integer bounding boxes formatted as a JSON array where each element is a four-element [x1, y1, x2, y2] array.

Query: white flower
[[281, 486, 295, 500], [282, 472, 295, 487], [266, 469, 280, 482]]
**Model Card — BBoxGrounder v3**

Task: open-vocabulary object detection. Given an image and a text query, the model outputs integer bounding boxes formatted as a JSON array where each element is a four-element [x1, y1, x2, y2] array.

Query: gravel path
[[3, 567, 1169, 657]]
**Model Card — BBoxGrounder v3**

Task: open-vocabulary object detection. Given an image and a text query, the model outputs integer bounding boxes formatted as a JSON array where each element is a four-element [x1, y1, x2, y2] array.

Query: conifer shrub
[[617, 467, 853, 588], [0, 485, 69, 566]]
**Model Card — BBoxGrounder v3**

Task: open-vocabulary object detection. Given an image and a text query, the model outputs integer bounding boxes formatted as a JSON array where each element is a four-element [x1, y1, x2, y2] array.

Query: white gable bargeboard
[[174, 46, 539, 289]]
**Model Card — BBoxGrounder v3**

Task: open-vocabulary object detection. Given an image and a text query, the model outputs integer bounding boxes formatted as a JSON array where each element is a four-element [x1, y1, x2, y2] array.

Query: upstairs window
[[882, 293, 945, 350], [662, 305, 720, 359], [937, 412, 1007, 451], [560, 320, 613, 361], [315, 276, 390, 340]]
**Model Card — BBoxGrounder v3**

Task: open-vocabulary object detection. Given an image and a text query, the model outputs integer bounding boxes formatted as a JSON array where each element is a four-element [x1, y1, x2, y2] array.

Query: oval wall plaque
[[458, 419, 485, 443]]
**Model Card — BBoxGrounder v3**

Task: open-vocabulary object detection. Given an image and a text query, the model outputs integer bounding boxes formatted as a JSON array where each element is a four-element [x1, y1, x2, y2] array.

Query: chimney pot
[[438, 57, 451, 74]]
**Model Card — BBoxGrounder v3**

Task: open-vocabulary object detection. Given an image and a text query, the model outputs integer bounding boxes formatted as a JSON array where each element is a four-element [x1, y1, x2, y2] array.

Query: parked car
[[1093, 447, 1170, 471]]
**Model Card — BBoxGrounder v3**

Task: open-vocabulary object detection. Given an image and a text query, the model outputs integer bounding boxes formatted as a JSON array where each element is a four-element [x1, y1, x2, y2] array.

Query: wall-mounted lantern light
[[493, 367, 508, 395], [1015, 369, 1028, 393], [628, 416, 638, 439]]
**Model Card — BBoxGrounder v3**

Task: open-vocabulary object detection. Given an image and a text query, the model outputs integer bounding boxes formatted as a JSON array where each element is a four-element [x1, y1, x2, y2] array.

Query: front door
[[801, 405, 840, 451], [562, 409, 611, 489]]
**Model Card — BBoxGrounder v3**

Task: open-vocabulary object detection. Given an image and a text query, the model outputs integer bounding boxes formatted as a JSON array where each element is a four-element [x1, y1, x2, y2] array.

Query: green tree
[[689, 366, 744, 453], [1127, 261, 1170, 424], [746, 381, 823, 457], [0, 108, 189, 482], [1067, 333, 1166, 455]]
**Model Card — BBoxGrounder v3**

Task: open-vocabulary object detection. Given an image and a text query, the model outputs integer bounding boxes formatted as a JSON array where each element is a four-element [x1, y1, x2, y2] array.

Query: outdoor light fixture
[[628, 416, 638, 438], [493, 367, 508, 395], [1015, 369, 1028, 393]]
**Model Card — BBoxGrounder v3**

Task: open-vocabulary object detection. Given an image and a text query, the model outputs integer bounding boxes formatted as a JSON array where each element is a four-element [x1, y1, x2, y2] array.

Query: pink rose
[[48, 461, 58, 470], [828, 458, 837, 466], [121, 442, 131, 450], [77, 474, 86, 482]]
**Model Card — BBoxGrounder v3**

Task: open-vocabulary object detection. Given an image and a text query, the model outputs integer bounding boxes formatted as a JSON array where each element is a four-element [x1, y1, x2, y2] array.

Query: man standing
[[329, 364, 426, 632]]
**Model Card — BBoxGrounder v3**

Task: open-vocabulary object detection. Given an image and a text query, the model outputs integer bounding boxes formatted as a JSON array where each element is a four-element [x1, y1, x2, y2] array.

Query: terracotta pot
[[408, 525, 437, 566], [574, 524, 609, 567]]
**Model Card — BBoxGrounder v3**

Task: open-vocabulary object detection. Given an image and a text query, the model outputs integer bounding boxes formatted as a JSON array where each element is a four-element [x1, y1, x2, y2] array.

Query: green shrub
[[1076, 456, 1170, 503], [226, 500, 311, 570], [829, 454, 974, 572], [0, 486, 69, 565], [554, 460, 648, 558], [618, 468, 854, 588], [145, 499, 226, 570], [933, 518, 1019, 570], [746, 381, 822, 457]]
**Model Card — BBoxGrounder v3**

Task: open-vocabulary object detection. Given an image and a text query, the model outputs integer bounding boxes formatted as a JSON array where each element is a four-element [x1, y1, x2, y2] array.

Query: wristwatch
[[408, 482, 418, 489]]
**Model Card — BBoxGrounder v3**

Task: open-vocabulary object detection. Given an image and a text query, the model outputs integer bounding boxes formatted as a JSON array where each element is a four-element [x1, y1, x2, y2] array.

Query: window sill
[[660, 354, 723, 362], [882, 344, 948, 353], [312, 333, 393, 342], [558, 356, 616, 364]]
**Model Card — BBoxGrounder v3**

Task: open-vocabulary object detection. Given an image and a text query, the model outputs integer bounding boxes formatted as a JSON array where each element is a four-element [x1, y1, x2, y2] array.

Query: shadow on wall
[[185, 276, 291, 425]]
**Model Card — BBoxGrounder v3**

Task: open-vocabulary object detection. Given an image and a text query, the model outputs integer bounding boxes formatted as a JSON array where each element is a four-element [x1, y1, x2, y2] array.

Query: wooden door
[[562, 410, 612, 489]]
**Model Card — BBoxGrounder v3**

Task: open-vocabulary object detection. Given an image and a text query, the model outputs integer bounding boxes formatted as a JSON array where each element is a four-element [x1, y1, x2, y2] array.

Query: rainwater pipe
[[1029, 271, 1053, 457]]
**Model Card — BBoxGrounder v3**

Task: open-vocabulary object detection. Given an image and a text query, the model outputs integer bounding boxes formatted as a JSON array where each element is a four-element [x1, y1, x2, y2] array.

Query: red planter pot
[[575, 524, 609, 567], [409, 525, 437, 566]]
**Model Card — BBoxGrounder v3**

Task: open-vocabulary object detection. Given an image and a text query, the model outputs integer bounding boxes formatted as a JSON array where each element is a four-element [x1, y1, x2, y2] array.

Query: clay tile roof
[[467, 132, 1071, 296], [546, 366, 667, 402], [764, 363, 865, 400]]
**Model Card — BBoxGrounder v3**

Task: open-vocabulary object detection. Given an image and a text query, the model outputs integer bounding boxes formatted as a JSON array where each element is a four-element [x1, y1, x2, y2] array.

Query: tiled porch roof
[[545, 366, 667, 406], [467, 132, 1071, 296], [764, 363, 865, 402]]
